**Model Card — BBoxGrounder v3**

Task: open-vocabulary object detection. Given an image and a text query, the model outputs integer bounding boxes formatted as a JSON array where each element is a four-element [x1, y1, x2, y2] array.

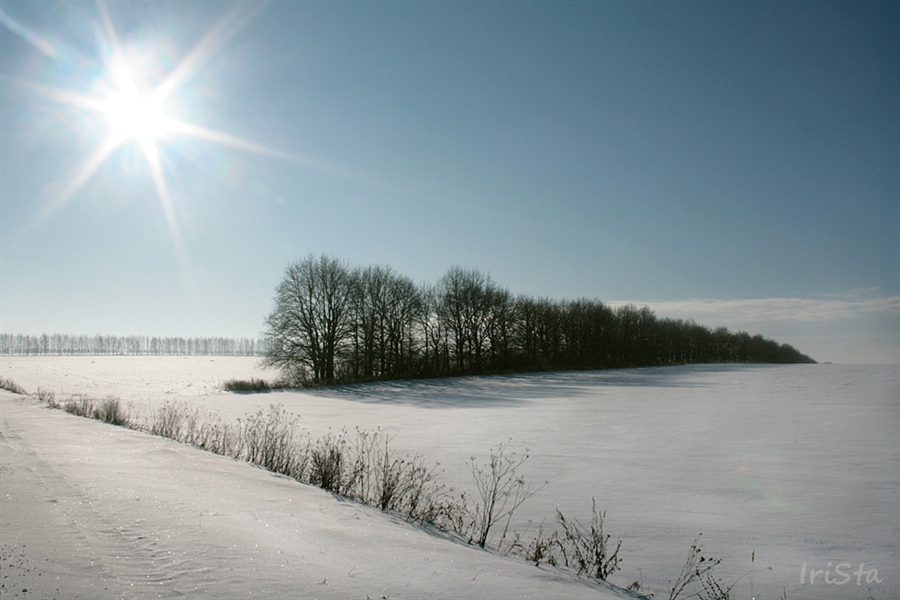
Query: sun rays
[[3, 0, 429, 297], [3, 2, 299, 258]]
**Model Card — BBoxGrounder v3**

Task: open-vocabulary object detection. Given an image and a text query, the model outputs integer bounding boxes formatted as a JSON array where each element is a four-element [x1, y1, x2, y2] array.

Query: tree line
[[263, 255, 815, 386], [0, 334, 268, 356]]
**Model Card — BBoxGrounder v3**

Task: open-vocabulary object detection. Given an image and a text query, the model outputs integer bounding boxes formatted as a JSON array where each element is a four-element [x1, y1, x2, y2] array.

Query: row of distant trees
[[263, 255, 815, 386], [0, 334, 267, 356]]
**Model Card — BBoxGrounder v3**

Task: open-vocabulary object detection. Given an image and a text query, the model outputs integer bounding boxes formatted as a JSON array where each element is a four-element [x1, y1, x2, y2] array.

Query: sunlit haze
[[1, 1, 897, 363]]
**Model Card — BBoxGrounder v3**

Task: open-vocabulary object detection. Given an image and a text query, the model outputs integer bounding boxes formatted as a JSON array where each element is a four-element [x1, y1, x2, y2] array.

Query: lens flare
[[5, 2, 386, 271]]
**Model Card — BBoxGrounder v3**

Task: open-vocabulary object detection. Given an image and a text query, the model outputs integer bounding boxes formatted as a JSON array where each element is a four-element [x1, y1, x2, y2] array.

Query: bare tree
[[436, 267, 510, 373], [347, 265, 424, 381], [418, 283, 451, 376], [263, 255, 354, 385]]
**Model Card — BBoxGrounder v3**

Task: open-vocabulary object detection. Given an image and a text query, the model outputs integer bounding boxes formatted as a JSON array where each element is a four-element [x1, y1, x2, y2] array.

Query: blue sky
[[1, 1, 897, 363]]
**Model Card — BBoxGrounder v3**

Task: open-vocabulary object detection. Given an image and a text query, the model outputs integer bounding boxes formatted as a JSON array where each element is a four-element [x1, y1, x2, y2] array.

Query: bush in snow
[[508, 498, 622, 582], [0, 377, 27, 394], [462, 440, 543, 548], [190, 411, 242, 457], [667, 534, 724, 600], [240, 404, 308, 479], [345, 428, 454, 525], [149, 400, 193, 440], [36, 387, 58, 408], [63, 394, 94, 418], [554, 498, 622, 580], [92, 396, 130, 427], [308, 432, 348, 494], [223, 378, 280, 392]]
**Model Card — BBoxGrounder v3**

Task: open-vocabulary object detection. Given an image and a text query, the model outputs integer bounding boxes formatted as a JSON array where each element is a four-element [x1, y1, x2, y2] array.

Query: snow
[[0, 389, 632, 600], [2, 358, 898, 599]]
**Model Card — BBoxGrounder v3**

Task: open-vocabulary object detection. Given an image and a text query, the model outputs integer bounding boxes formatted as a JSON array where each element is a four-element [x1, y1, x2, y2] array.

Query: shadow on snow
[[300, 364, 776, 409]]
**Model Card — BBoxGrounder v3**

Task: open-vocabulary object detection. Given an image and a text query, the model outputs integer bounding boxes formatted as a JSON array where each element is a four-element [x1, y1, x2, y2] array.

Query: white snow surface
[[1, 358, 897, 600]]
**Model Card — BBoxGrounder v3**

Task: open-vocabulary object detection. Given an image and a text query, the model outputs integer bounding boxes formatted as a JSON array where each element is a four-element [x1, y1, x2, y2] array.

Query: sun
[[7, 2, 332, 261], [6, 3, 264, 240], [102, 88, 170, 146], [99, 49, 175, 148]]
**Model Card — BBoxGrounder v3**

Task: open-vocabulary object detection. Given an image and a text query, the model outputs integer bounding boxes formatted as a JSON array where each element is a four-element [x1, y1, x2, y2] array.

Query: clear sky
[[1, 1, 898, 364]]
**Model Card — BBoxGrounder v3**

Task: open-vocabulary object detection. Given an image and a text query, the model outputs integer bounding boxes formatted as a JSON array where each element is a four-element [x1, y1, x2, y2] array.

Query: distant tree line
[[0, 333, 268, 356], [263, 255, 815, 386]]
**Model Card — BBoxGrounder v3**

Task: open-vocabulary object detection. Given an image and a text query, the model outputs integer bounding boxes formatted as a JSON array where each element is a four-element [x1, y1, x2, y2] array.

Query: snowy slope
[[0, 391, 637, 600]]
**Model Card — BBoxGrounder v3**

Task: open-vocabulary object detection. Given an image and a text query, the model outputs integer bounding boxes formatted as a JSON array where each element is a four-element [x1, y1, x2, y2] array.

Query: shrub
[[191, 412, 241, 457], [36, 387, 58, 408], [0, 377, 27, 394], [308, 432, 348, 494], [464, 440, 543, 548], [554, 498, 622, 580], [346, 428, 388, 506], [345, 428, 450, 523], [508, 500, 621, 581], [668, 535, 723, 600], [510, 523, 558, 567], [48, 392, 128, 426], [240, 405, 307, 479], [63, 395, 94, 417], [91, 396, 130, 427], [223, 378, 276, 392], [148, 400, 193, 440], [700, 574, 733, 600], [402, 472, 460, 527]]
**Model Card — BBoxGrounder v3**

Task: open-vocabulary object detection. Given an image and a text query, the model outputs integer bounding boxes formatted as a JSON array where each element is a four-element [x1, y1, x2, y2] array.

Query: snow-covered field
[[2, 358, 897, 599]]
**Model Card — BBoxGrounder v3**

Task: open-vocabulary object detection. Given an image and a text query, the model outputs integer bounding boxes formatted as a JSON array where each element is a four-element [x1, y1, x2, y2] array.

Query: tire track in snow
[[1, 404, 123, 599], [0, 394, 209, 598]]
